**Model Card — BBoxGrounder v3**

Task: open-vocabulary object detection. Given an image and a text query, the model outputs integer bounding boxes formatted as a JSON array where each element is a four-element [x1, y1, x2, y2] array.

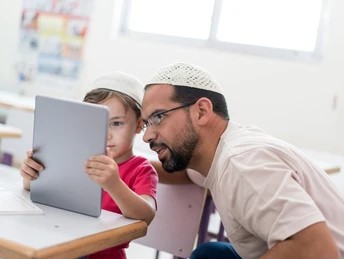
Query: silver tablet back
[[30, 95, 108, 217]]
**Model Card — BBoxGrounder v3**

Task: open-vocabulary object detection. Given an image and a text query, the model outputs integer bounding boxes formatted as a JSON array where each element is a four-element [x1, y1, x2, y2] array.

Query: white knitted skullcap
[[146, 62, 223, 94], [91, 71, 143, 104]]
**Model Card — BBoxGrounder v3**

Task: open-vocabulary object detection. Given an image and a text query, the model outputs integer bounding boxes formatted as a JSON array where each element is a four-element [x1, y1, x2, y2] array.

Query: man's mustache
[[150, 142, 167, 150]]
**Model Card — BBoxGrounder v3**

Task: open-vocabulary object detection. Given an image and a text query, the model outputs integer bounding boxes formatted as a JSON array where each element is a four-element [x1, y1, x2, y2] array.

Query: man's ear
[[194, 98, 213, 126]]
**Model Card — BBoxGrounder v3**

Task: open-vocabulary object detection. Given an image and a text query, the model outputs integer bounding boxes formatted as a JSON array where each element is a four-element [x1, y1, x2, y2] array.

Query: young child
[[20, 71, 158, 259]]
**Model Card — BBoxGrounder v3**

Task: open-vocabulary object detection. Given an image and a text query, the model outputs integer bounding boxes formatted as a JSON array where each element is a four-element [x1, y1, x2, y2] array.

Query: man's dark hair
[[170, 85, 230, 120]]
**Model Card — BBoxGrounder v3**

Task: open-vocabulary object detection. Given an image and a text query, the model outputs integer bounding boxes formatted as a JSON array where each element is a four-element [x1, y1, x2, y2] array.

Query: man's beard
[[152, 118, 199, 172]]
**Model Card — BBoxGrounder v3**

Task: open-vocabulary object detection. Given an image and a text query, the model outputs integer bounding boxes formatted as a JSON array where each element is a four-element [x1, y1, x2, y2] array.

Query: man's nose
[[142, 126, 155, 144]]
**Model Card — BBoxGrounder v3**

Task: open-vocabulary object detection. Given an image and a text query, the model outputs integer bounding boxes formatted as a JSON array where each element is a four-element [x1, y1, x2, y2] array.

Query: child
[[20, 71, 158, 259]]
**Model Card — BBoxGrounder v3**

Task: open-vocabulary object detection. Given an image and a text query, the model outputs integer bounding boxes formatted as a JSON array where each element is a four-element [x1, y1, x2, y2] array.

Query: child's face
[[100, 96, 141, 163]]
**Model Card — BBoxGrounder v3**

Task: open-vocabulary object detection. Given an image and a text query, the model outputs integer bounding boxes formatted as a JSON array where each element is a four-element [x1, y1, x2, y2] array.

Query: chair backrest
[[135, 183, 207, 258], [1, 109, 34, 166]]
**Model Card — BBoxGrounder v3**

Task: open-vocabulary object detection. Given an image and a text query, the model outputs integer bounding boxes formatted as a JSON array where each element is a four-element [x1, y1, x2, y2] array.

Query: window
[[120, 0, 328, 61], [126, 0, 214, 39]]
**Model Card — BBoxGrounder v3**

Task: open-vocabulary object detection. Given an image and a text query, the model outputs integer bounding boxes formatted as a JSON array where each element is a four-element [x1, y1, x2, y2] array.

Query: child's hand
[[84, 154, 120, 192], [20, 150, 44, 181]]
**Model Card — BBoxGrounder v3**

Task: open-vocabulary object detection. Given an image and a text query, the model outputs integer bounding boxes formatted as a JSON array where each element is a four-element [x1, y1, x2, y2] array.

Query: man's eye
[[155, 113, 164, 120], [150, 114, 163, 125]]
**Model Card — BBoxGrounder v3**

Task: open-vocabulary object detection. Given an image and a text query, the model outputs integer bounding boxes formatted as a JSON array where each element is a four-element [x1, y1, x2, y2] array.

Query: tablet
[[30, 95, 108, 217]]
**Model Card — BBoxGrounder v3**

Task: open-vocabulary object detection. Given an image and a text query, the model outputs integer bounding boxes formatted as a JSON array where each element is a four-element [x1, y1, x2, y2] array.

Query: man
[[141, 62, 344, 259]]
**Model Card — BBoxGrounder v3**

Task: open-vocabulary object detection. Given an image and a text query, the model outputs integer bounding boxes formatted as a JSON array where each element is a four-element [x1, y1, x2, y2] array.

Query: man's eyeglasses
[[142, 101, 196, 129]]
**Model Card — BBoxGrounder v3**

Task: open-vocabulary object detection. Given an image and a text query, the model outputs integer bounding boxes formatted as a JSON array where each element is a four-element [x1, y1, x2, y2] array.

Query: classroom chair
[[197, 194, 226, 245], [134, 182, 207, 259], [0, 109, 34, 167]]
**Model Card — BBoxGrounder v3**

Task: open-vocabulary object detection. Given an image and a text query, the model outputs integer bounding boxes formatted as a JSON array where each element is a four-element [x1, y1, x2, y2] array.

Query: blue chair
[[197, 194, 226, 245]]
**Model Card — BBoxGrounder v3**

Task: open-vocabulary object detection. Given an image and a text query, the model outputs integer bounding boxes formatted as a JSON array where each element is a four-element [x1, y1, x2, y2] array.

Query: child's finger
[[26, 150, 33, 158]]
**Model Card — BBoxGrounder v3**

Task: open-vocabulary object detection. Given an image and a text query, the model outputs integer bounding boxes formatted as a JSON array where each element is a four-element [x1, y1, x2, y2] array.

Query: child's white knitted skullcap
[[146, 62, 223, 94], [91, 71, 144, 104]]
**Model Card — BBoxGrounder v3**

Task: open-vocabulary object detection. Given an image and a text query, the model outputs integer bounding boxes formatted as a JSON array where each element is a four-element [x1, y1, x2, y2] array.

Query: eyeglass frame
[[142, 100, 197, 129]]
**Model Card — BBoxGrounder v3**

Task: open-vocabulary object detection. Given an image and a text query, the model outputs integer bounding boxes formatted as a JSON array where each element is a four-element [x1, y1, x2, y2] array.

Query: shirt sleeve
[[228, 148, 325, 248], [132, 161, 158, 203]]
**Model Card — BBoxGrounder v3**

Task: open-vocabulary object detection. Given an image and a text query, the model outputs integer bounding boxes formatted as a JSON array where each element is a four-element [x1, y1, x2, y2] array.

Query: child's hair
[[83, 71, 144, 119], [83, 88, 141, 119]]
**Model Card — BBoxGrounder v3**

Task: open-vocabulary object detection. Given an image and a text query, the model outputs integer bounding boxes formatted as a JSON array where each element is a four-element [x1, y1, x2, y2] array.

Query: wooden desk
[[0, 164, 147, 259], [302, 149, 342, 174], [0, 91, 35, 112], [0, 123, 23, 138]]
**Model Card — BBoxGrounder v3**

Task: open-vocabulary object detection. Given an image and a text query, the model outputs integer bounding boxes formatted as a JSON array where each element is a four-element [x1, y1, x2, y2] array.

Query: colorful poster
[[17, 0, 93, 88]]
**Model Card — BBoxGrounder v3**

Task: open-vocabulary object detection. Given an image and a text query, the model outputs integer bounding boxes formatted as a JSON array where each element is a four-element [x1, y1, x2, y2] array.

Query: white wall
[[1, 0, 344, 155], [0, 0, 22, 90]]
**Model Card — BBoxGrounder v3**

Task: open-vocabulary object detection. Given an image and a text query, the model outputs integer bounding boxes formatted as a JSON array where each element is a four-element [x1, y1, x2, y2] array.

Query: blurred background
[[0, 0, 343, 156], [1, 1, 344, 258]]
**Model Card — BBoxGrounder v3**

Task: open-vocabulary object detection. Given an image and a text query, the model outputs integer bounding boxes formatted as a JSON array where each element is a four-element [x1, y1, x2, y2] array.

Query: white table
[[304, 150, 344, 193], [0, 164, 147, 259], [0, 123, 23, 138], [0, 91, 35, 112], [0, 91, 35, 165], [303, 148, 343, 175]]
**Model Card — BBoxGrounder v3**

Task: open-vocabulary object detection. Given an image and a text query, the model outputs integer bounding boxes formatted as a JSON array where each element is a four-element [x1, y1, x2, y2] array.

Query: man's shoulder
[[219, 121, 294, 160], [222, 122, 269, 148]]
